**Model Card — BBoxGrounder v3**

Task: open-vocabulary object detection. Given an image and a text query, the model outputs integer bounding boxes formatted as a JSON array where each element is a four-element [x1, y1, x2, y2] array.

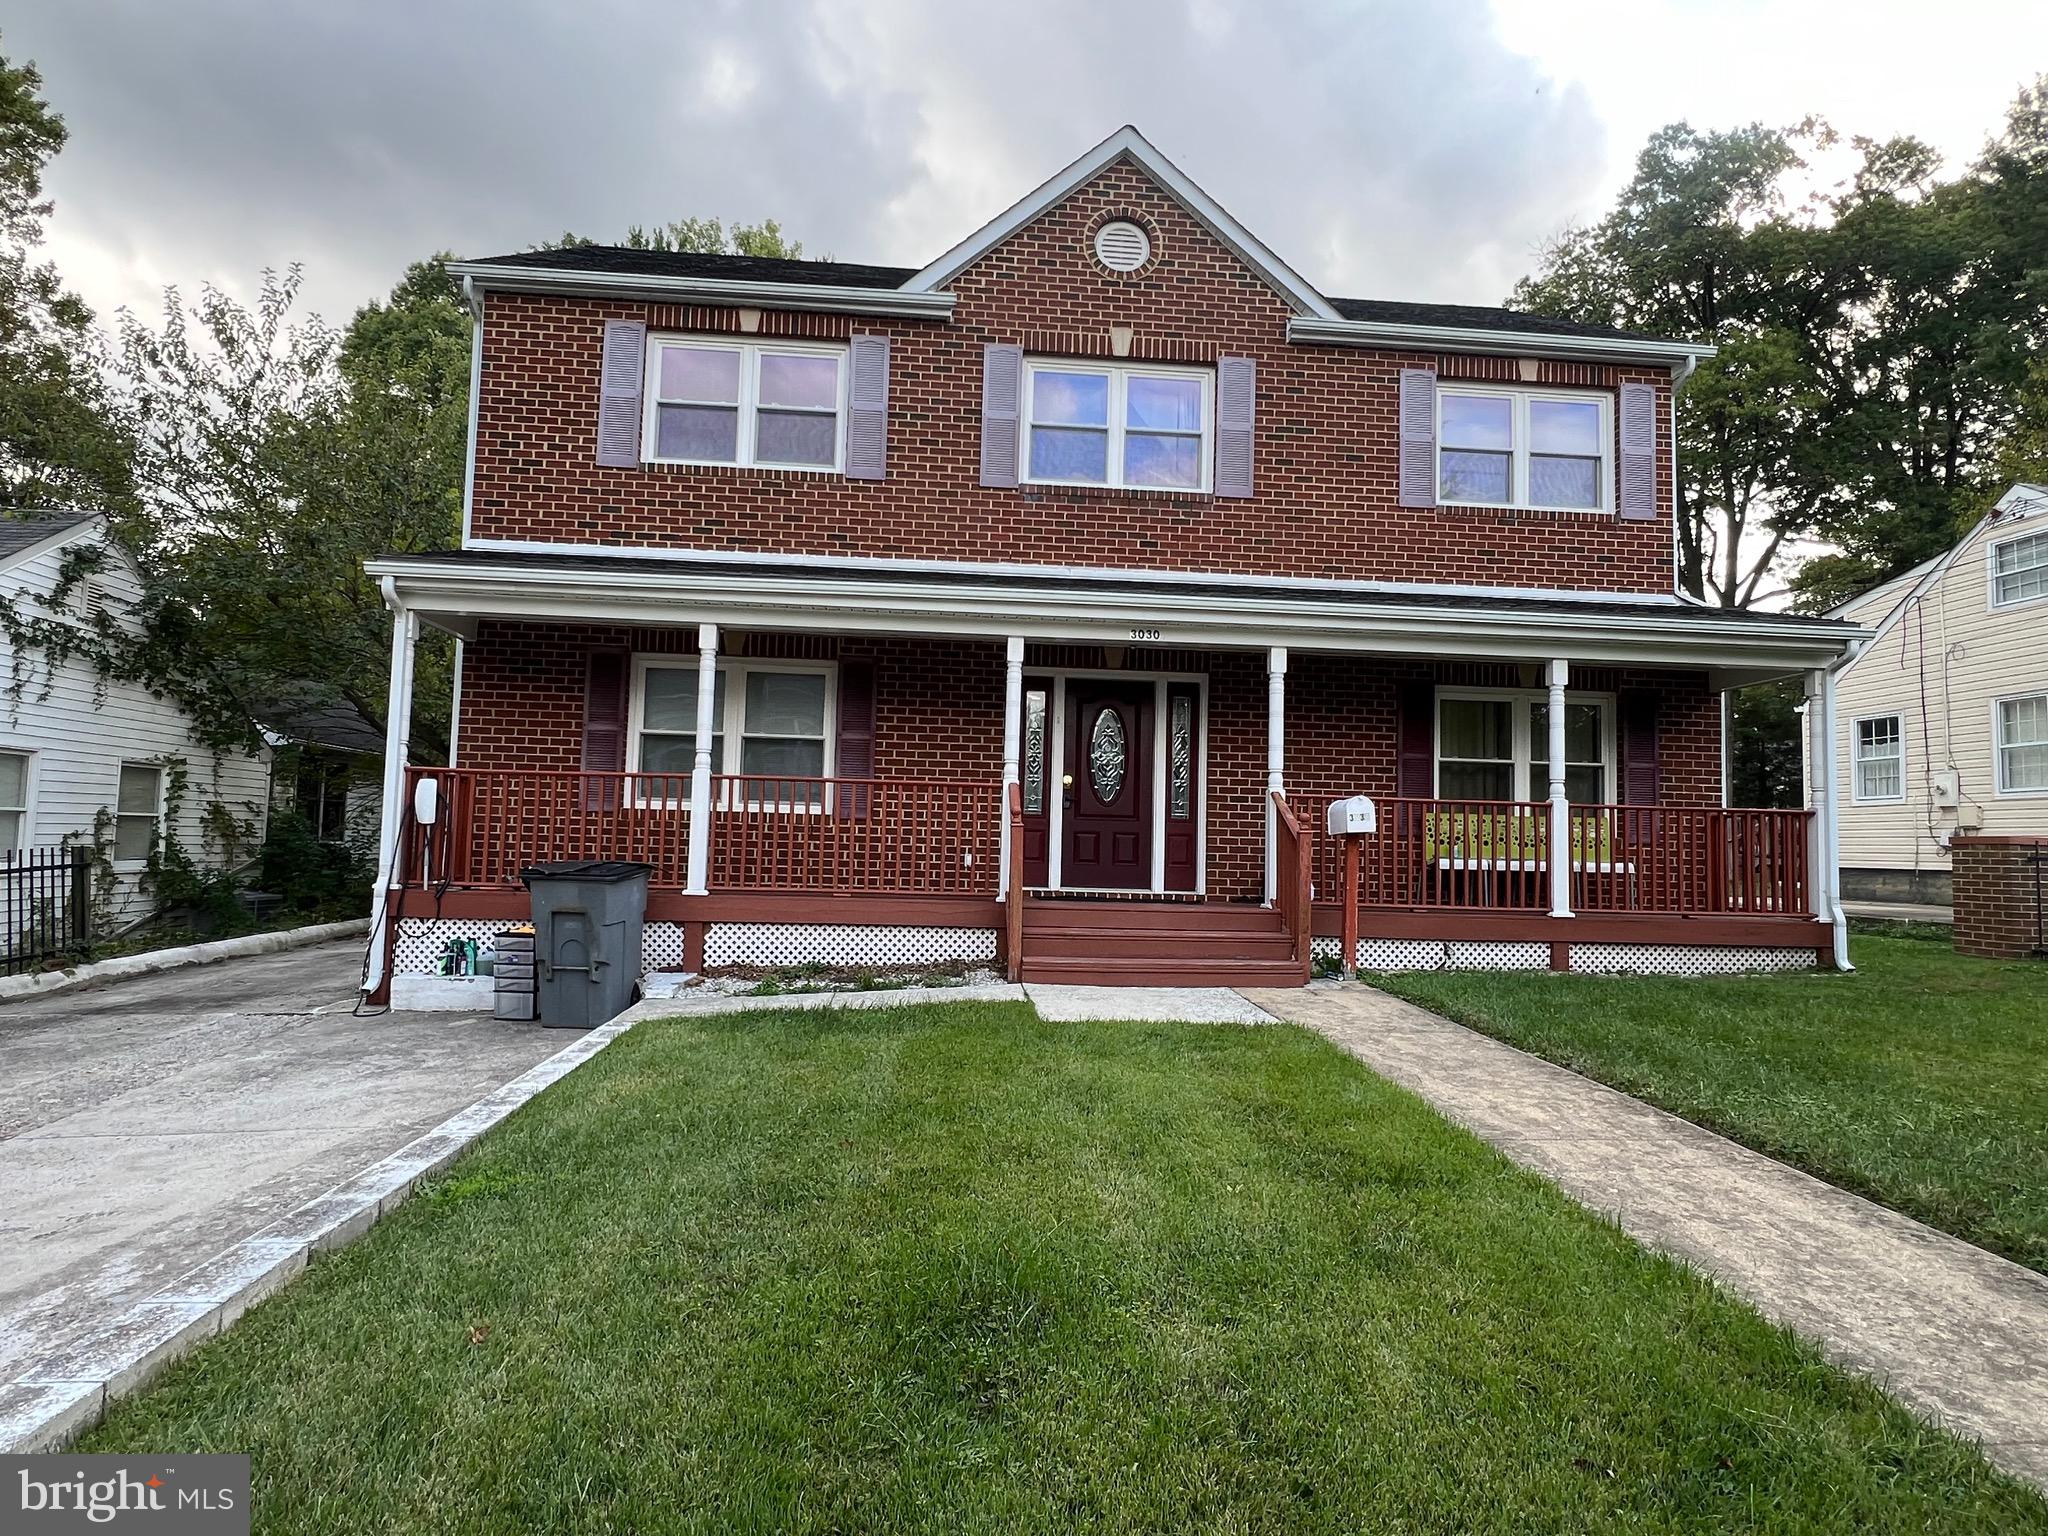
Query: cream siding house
[[1829, 483, 2048, 904], [0, 513, 271, 931]]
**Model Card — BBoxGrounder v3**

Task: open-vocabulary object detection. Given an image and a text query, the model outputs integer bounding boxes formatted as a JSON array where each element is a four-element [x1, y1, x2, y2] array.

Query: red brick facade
[[467, 160, 1676, 592], [1950, 837, 2048, 959]]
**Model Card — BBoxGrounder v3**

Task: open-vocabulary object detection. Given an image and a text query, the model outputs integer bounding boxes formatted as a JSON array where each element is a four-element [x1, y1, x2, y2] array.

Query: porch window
[[1991, 531, 2048, 609], [1437, 385, 1610, 512], [0, 751, 26, 849], [1996, 693, 2048, 794], [1023, 360, 1211, 492], [1436, 691, 1614, 802], [642, 338, 845, 471], [1852, 714, 1905, 803], [113, 762, 164, 864], [630, 660, 831, 780]]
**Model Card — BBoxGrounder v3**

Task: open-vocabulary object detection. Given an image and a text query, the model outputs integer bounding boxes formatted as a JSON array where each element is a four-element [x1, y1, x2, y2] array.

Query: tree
[[0, 44, 132, 513], [543, 217, 804, 258], [1727, 679, 1806, 808]]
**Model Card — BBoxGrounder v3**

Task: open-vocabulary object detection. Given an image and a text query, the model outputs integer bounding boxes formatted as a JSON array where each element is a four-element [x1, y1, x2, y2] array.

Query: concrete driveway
[[0, 940, 568, 1380]]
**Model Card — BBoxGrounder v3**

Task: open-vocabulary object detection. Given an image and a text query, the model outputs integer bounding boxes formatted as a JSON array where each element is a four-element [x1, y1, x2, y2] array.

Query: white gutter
[[446, 261, 955, 320], [1288, 314, 1715, 369]]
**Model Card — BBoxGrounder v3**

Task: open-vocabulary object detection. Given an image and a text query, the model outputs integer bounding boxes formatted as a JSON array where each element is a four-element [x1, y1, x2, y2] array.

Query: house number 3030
[[1129, 627, 1162, 641]]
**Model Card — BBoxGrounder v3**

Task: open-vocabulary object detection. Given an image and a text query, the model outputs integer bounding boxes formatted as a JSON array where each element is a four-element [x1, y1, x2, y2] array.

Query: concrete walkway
[[1242, 983, 2048, 1491], [0, 941, 566, 1383]]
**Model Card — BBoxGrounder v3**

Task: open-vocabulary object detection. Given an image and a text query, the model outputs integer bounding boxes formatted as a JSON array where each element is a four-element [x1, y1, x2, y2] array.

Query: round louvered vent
[[1093, 220, 1151, 272]]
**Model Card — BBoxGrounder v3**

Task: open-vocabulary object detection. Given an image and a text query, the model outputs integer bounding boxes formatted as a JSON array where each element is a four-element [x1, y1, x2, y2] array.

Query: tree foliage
[[545, 217, 804, 258]]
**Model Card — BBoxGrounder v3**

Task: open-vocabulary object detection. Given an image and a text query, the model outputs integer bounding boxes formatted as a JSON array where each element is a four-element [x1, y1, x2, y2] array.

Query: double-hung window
[[1436, 692, 1613, 802], [630, 660, 833, 784], [1852, 715, 1905, 802], [1023, 361, 1211, 492], [114, 762, 164, 864], [1996, 693, 2048, 794], [643, 338, 845, 471], [1990, 531, 2048, 609], [0, 751, 27, 849], [1438, 386, 1611, 512]]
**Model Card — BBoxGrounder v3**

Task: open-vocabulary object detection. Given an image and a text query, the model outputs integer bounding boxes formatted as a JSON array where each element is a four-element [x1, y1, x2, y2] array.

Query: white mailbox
[[1325, 795, 1376, 837]]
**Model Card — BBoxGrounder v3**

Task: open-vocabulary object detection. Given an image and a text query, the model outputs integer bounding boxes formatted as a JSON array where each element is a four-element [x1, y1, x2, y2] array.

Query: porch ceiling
[[368, 548, 1866, 684]]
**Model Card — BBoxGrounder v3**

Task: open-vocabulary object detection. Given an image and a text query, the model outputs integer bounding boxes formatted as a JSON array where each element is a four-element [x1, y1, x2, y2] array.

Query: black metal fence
[[3, 846, 93, 976]]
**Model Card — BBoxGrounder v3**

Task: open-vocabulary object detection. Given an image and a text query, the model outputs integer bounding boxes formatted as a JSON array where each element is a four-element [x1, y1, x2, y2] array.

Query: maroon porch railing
[[1295, 793, 1815, 917], [400, 768, 1001, 897], [1273, 792, 1314, 982]]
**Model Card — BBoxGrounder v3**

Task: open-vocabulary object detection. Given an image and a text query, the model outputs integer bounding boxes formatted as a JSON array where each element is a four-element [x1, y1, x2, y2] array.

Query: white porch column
[[999, 636, 1025, 897], [1264, 646, 1287, 906], [1545, 658, 1573, 918], [361, 596, 419, 995], [684, 623, 719, 895], [1805, 666, 1851, 968]]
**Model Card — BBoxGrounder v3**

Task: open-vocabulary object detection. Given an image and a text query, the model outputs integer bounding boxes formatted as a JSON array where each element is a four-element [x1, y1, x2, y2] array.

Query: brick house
[[363, 127, 1865, 1002]]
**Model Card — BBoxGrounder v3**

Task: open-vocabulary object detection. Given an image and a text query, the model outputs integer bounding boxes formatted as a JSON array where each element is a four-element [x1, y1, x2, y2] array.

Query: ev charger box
[[1326, 795, 1377, 836]]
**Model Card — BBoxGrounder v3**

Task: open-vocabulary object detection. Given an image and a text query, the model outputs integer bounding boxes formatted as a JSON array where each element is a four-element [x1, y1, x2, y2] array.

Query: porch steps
[[1018, 899, 1305, 987]]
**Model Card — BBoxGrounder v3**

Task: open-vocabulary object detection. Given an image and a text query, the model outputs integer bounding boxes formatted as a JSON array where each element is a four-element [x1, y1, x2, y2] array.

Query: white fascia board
[[457, 537, 1686, 609], [446, 262, 955, 321], [1288, 315, 1713, 370], [369, 558, 1864, 672], [901, 126, 1340, 321], [0, 515, 103, 578]]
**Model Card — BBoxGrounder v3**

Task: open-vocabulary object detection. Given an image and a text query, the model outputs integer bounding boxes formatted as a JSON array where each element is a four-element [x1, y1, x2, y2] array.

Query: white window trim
[[112, 760, 166, 870], [1433, 688, 1618, 803], [640, 336, 849, 474], [1435, 383, 1613, 514], [1021, 359, 1214, 494], [1993, 690, 2048, 798], [1849, 711, 1907, 805], [1987, 529, 2048, 612], [626, 657, 838, 796], [0, 745, 33, 853]]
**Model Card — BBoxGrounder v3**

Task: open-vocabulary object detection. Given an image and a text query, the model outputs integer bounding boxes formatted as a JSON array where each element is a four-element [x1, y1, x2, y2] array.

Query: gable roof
[[0, 510, 101, 573], [901, 125, 1340, 320]]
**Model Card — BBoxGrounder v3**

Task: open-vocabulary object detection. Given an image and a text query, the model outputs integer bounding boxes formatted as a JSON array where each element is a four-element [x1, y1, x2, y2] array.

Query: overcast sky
[[11, 1, 2047, 330]]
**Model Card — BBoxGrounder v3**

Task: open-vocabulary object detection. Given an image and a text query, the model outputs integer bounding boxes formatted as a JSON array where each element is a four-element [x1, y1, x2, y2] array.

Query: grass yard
[[1377, 930, 2048, 1273], [85, 1002, 2044, 1533]]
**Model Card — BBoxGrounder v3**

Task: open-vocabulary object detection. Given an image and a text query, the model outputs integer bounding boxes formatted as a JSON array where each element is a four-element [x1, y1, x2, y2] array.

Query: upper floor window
[[1437, 386, 1611, 512], [1990, 530, 2048, 609], [643, 338, 845, 472], [1852, 714, 1904, 803], [1996, 693, 2048, 795], [1023, 360, 1211, 492]]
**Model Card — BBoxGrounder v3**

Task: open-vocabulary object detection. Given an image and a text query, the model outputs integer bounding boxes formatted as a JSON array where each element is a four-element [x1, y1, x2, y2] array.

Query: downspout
[[362, 576, 418, 998], [1668, 351, 1709, 606], [1822, 636, 1867, 972], [459, 276, 483, 549]]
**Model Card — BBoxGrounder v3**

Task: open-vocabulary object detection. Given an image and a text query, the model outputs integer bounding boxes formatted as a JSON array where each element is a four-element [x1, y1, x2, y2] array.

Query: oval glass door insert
[[1089, 707, 1126, 802]]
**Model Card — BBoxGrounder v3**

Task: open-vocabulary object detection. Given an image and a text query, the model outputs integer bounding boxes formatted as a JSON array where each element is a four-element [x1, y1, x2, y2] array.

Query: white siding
[[0, 528, 271, 930], [1834, 507, 2048, 876]]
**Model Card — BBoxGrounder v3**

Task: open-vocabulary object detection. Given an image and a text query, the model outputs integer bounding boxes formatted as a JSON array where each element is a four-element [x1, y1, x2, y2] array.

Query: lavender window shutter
[[1397, 368, 1437, 508], [1618, 381, 1657, 519], [596, 319, 647, 467], [979, 343, 1023, 488], [1214, 355, 1255, 499], [846, 334, 890, 480]]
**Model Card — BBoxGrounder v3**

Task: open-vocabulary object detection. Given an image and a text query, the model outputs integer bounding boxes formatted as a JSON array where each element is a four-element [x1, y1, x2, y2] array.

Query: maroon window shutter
[[979, 343, 1023, 487], [835, 660, 876, 819], [1618, 382, 1657, 519], [846, 334, 890, 480], [1214, 355, 1255, 498], [596, 319, 647, 467], [1397, 368, 1437, 508], [1396, 681, 1435, 798], [582, 650, 630, 772], [1620, 689, 1660, 804]]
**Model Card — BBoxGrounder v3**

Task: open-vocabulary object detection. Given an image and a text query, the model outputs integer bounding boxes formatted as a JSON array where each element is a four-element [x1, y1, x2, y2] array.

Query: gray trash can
[[519, 861, 652, 1028]]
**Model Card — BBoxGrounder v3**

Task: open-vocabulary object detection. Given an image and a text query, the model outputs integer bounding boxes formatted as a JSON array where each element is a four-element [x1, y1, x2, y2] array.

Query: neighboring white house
[[1829, 482, 2048, 905], [0, 512, 271, 932]]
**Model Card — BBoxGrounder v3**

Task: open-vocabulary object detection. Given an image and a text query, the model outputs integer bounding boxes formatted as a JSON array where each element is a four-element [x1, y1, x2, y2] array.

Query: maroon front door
[[1062, 681, 1153, 889]]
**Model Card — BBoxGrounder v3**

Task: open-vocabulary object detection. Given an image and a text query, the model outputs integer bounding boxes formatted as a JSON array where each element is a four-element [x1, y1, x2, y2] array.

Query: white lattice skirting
[[1313, 935, 1820, 976], [392, 919, 689, 978], [704, 924, 996, 968]]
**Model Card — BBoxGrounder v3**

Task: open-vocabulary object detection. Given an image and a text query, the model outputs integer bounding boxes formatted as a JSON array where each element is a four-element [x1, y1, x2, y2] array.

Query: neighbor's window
[[631, 662, 830, 780], [643, 338, 845, 471], [114, 762, 163, 863], [0, 751, 26, 849], [1996, 693, 2048, 794], [1437, 692, 1613, 802], [1438, 386, 1610, 511], [1024, 360, 1211, 492], [1853, 714, 1905, 802], [1991, 530, 2048, 608]]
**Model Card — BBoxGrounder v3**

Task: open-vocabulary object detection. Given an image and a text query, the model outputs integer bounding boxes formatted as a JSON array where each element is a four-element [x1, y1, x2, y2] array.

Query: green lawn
[[1377, 931, 2048, 1273], [83, 1002, 2041, 1532]]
